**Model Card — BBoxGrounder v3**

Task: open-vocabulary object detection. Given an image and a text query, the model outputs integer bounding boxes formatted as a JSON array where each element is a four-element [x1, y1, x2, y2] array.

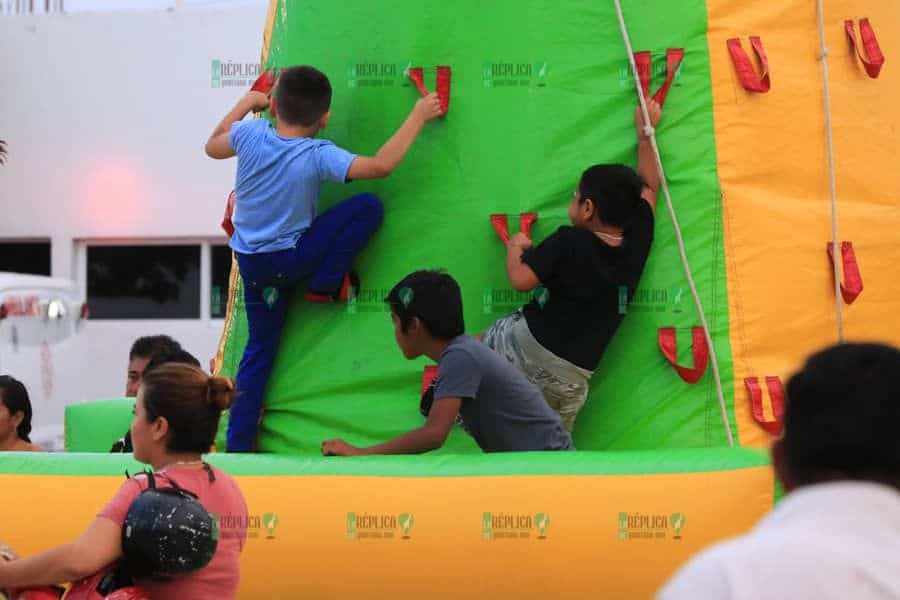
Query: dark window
[[87, 245, 200, 319], [0, 241, 51, 276], [211, 244, 233, 318]]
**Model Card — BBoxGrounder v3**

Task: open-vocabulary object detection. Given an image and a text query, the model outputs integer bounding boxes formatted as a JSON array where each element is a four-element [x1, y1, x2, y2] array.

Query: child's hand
[[0, 543, 17, 561], [509, 232, 533, 250], [321, 439, 361, 457], [244, 90, 272, 113], [414, 93, 443, 122], [635, 100, 662, 141]]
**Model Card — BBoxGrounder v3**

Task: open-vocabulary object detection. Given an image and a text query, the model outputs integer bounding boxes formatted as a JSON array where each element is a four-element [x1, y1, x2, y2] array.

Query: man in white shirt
[[658, 343, 900, 600]]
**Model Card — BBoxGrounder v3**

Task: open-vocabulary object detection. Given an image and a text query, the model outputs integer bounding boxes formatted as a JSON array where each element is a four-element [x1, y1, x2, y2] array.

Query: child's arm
[[506, 233, 540, 291], [635, 100, 663, 212], [204, 91, 271, 159], [321, 397, 461, 456], [345, 93, 442, 180]]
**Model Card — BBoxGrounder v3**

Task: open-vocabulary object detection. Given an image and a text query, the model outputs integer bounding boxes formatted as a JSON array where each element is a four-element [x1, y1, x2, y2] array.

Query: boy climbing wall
[[321, 270, 573, 456], [205, 66, 442, 451], [482, 101, 663, 432]]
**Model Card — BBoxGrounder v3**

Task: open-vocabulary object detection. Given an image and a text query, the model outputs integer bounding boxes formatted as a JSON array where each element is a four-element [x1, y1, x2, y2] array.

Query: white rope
[[612, 0, 735, 447], [817, 0, 846, 343]]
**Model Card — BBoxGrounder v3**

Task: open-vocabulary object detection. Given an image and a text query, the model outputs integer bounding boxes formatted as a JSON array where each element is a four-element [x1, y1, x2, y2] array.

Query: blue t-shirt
[[228, 119, 357, 254]]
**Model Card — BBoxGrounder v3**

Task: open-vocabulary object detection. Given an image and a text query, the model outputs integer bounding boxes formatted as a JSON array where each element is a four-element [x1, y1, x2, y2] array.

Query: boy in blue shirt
[[205, 66, 442, 451]]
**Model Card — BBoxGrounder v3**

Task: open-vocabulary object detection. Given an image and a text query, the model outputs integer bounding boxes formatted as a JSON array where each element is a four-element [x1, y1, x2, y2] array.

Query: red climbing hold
[[827, 241, 863, 305], [726, 36, 771, 93], [407, 66, 428, 97], [519, 213, 538, 240], [745, 376, 785, 436], [631, 49, 684, 106], [421, 365, 439, 397], [658, 327, 710, 384], [491, 214, 511, 243], [250, 67, 279, 95], [845, 18, 885, 79], [633, 50, 652, 98], [436, 66, 451, 114], [652, 48, 685, 106], [407, 66, 451, 115], [221, 190, 236, 237]]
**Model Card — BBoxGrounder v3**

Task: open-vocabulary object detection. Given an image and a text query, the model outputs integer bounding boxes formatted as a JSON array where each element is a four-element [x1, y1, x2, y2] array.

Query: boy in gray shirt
[[321, 270, 573, 455]]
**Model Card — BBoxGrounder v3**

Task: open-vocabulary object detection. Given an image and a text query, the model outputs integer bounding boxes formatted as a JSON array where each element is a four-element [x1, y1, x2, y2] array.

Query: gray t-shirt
[[433, 336, 574, 452]]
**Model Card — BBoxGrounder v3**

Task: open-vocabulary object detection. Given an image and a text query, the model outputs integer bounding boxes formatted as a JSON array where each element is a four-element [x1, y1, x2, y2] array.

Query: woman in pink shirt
[[0, 364, 248, 600]]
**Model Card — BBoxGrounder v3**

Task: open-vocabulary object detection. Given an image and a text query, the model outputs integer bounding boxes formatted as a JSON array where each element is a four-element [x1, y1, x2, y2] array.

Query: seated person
[[321, 270, 573, 456], [483, 102, 662, 432], [112, 348, 202, 453], [658, 343, 900, 600], [0, 376, 43, 452], [0, 364, 247, 599], [125, 335, 183, 398]]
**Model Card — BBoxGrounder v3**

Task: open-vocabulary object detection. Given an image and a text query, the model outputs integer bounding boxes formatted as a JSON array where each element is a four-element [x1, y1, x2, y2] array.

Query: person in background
[[125, 335, 183, 398], [658, 343, 900, 600], [0, 376, 43, 452], [112, 348, 202, 453]]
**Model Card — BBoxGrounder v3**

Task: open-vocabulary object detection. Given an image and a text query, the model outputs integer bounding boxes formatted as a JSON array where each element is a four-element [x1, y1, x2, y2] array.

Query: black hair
[[275, 66, 333, 127], [0, 375, 33, 442], [577, 164, 644, 228], [385, 270, 465, 341], [130, 335, 182, 362], [140, 364, 235, 454], [145, 348, 202, 375], [784, 343, 900, 488]]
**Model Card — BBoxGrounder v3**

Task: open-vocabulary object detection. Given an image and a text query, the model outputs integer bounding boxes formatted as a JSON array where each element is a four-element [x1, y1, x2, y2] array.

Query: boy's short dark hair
[[145, 348, 202, 374], [784, 343, 900, 488], [275, 66, 333, 127], [385, 270, 465, 340], [130, 335, 181, 361], [578, 164, 645, 228]]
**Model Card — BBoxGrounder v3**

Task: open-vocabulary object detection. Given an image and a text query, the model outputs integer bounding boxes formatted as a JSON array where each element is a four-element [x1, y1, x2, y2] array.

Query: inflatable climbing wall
[[214, 0, 900, 453], [4, 4, 895, 598]]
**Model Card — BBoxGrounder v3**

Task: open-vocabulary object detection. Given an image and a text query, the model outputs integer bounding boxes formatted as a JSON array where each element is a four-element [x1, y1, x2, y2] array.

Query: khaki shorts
[[482, 311, 593, 432]]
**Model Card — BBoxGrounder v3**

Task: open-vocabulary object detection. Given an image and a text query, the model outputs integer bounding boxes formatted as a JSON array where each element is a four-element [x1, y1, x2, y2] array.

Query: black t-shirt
[[520, 200, 655, 371]]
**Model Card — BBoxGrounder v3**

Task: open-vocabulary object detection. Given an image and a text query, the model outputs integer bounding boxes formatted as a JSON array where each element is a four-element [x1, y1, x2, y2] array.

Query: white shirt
[[658, 482, 900, 600]]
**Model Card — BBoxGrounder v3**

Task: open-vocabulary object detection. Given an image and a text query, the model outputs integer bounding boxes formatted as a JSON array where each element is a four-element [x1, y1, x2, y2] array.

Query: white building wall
[[0, 6, 267, 404]]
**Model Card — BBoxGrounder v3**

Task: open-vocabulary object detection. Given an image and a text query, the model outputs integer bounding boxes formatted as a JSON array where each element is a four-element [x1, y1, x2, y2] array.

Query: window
[[0, 240, 51, 276], [87, 245, 200, 319], [210, 244, 233, 318]]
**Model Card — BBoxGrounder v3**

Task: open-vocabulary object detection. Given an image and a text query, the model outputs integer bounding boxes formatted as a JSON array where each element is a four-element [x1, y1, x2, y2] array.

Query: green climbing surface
[[218, 0, 736, 454]]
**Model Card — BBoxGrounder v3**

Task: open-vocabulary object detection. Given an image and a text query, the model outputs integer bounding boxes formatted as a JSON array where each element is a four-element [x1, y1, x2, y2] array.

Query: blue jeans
[[228, 192, 384, 451]]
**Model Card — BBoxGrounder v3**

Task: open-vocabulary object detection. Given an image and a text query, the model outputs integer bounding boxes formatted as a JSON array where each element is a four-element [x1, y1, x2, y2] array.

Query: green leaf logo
[[398, 287, 414, 309], [347, 512, 357, 540], [534, 286, 550, 309], [670, 512, 686, 539], [398, 513, 415, 538], [262, 512, 279, 539], [534, 512, 550, 539], [263, 286, 279, 309]]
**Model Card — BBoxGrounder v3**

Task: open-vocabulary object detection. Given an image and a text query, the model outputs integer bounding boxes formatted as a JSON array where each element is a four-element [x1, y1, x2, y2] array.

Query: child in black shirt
[[482, 101, 662, 431]]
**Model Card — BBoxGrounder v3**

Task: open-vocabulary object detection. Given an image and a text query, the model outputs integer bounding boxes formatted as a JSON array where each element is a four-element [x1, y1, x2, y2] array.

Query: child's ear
[[269, 97, 278, 119], [320, 110, 332, 130]]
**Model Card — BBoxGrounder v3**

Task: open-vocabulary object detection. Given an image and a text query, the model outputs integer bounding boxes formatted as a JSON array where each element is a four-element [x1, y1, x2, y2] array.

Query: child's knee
[[356, 192, 384, 224]]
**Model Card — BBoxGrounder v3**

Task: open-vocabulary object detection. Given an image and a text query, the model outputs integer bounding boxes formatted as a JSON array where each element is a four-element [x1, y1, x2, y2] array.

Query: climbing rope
[[612, 0, 735, 447], [817, 0, 846, 343]]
